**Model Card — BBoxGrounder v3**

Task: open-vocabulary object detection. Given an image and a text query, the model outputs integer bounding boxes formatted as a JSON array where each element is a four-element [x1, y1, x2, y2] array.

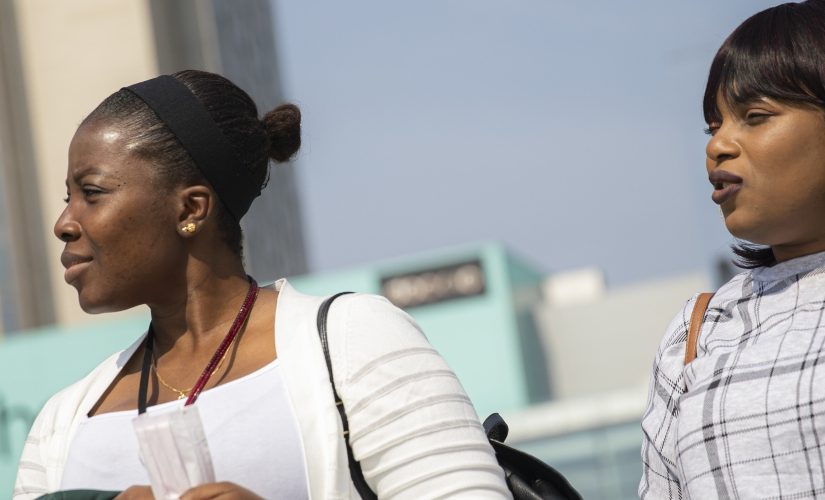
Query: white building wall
[[11, 0, 158, 326], [535, 271, 710, 399]]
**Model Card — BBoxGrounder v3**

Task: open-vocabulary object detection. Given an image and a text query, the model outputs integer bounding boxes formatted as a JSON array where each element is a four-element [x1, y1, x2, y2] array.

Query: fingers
[[181, 481, 264, 500]]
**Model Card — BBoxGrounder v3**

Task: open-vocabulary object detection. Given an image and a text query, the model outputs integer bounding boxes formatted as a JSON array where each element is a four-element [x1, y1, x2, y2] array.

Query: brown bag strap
[[684, 292, 714, 365]]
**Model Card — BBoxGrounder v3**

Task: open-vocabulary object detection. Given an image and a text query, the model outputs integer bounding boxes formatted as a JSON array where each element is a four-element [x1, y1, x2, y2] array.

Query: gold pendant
[[177, 392, 187, 400]]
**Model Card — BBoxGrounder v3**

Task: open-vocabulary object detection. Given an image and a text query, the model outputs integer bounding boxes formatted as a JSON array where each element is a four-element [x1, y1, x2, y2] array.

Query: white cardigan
[[15, 279, 510, 499]]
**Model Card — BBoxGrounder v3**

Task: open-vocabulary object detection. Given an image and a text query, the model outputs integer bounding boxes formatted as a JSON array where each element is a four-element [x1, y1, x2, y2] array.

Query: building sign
[[381, 259, 486, 309]]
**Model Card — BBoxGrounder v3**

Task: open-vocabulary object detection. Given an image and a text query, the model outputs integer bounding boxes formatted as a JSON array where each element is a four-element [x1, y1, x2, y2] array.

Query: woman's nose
[[706, 125, 740, 164], [53, 207, 80, 243]]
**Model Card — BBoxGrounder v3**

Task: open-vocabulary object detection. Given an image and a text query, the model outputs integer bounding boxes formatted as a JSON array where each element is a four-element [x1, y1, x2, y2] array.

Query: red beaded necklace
[[138, 277, 259, 413]]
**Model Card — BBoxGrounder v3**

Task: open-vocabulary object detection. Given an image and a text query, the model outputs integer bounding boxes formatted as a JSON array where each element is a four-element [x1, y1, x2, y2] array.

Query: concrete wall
[[10, 0, 158, 327], [535, 272, 710, 399]]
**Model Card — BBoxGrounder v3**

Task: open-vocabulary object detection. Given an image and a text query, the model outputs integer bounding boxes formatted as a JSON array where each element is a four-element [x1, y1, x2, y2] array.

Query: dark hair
[[703, 0, 825, 268], [81, 69, 301, 256]]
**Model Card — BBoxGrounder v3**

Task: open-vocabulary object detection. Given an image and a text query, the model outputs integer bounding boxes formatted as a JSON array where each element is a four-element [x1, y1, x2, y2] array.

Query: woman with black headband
[[13, 70, 509, 499], [641, 1, 825, 498]]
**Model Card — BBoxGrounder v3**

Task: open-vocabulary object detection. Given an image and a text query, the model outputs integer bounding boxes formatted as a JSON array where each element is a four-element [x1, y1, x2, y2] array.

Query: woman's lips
[[64, 261, 91, 284], [709, 170, 743, 205], [61, 252, 92, 284], [711, 183, 742, 205]]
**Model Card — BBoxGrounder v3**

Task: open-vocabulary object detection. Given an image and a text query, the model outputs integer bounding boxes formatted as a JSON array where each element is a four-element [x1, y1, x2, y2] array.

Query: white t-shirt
[[60, 359, 308, 499]]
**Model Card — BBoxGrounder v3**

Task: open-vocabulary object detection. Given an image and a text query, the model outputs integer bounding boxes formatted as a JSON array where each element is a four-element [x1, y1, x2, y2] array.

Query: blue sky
[[271, 1, 780, 286]]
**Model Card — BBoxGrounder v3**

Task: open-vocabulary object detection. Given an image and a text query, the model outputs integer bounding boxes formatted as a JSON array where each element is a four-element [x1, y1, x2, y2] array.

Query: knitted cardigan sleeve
[[329, 293, 511, 499], [14, 391, 63, 499]]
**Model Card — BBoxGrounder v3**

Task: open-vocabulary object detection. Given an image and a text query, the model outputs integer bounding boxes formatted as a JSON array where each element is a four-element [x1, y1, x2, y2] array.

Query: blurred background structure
[[0, 0, 778, 498]]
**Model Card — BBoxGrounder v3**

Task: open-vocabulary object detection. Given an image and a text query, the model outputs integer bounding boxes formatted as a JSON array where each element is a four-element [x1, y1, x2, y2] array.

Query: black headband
[[124, 75, 260, 220]]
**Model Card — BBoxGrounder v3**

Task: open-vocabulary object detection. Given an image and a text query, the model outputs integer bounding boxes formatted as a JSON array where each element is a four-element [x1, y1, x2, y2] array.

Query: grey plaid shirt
[[640, 251, 825, 499]]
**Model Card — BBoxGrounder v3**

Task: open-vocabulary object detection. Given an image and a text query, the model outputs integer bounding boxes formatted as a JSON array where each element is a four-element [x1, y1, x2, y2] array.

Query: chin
[[77, 300, 120, 314], [76, 290, 131, 314], [726, 227, 783, 249], [723, 212, 771, 246]]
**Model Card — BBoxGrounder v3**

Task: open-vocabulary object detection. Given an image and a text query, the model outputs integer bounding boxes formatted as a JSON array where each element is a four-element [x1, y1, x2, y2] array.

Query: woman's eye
[[745, 112, 771, 123], [703, 125, 719, 136], [63, 195, 70, 204], [81, 187, 104, 199]]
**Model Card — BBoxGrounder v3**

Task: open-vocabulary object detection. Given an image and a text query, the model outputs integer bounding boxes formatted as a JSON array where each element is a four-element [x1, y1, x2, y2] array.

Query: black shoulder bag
[[317, 293, 582, 500]]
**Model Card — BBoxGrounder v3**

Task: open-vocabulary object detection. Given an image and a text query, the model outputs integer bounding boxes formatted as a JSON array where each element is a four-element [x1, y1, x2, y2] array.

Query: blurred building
[[504, 387, 647, 499], [519, 268, 709, 499], [0, 0, 306, 334], [537, 268, 708, 399]]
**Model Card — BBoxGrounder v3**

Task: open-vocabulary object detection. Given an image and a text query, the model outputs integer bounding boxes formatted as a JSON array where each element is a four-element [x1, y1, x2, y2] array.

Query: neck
[[147, 257, 251, 356], [772, 239, 825, 264]]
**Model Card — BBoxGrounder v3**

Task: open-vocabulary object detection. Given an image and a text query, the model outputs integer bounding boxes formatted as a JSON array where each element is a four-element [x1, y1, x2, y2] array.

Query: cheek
[[746, 137, 823, 206], [96, 217, 178, 279], [765, 152, 825, 206], [117, 223, 176, 266], [756, 117, 825, 185]]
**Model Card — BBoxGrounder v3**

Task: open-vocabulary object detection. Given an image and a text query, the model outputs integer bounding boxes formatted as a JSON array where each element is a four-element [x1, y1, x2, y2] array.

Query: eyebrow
[[69, 165, 104, 182]]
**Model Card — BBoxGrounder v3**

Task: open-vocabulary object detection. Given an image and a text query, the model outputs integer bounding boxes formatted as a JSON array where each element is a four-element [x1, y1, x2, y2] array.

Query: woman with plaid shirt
[[640, 1, 825, 498]]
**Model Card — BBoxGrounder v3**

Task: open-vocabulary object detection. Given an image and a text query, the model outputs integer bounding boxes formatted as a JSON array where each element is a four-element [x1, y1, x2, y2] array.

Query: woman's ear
[[176, 184, 213, 236]]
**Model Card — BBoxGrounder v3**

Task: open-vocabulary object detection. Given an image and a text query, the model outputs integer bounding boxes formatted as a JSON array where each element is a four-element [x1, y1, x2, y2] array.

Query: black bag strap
[[317, 292, 377, 500]]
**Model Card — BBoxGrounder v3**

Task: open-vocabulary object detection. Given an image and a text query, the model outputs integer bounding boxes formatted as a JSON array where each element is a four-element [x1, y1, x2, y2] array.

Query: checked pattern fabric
[[640, 251, 825, 499]]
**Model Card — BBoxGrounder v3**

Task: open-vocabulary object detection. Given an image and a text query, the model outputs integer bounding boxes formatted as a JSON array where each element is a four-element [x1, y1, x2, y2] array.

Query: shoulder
[[656, 294, 698, 358], [329, 292, 427, 345], [274, 277, 431, 362], [332, 292, 418, 326], [322, 292, 439, 384], [275, 278, 424, 345], [655, 269, 750, 358], [713, 268, 751, 301], [647, 291, 712, 385]]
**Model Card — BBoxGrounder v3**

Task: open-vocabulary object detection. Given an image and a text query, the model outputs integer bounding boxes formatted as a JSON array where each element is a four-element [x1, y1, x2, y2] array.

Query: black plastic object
[[483, 413, 583, 500]]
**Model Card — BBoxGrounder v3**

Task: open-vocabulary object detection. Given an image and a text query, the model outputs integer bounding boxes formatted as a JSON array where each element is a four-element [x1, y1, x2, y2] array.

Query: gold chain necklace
[[151, 338, 235, 400]]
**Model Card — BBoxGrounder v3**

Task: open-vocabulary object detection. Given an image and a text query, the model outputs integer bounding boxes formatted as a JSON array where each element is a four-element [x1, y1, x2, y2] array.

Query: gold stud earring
[[181, 222, 197, 233]]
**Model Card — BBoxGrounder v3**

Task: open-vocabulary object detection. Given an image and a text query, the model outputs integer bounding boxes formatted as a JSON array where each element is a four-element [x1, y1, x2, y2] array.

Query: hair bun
[[262, 103, 301, 163]]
